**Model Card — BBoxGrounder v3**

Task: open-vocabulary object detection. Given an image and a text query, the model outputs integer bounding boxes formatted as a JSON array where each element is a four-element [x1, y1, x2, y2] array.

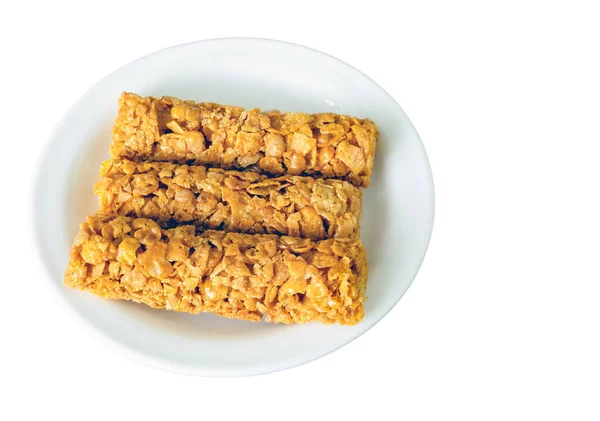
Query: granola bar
[[111, 92, 379, 187], [95, 159, 361, 240], [64, 214, 368, 325]]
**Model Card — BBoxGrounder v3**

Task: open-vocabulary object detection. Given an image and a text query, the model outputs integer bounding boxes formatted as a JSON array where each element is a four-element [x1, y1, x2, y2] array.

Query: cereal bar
[[95, 159, 361, 240], [111, 92, 379, 187], [64, 214, 368, 325]]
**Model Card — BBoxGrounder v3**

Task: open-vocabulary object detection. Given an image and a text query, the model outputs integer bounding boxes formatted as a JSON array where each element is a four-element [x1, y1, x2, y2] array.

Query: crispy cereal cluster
[[65, 215, 367, 324], [95, 159, 361, 240], [112, 93, 379, 187]]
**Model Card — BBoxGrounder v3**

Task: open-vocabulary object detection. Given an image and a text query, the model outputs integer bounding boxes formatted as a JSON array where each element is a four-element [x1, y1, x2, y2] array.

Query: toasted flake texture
[[110, 93, 379, 187], [95, 159, 361, 240], [64, 215, 368, 325]]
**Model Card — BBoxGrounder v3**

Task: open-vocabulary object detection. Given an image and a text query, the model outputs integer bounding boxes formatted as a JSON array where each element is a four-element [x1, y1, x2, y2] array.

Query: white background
[[3, 0, 599, 419]]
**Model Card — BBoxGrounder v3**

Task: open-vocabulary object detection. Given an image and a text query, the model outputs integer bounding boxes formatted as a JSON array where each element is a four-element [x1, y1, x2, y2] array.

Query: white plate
[[31, 38, 434, 376]]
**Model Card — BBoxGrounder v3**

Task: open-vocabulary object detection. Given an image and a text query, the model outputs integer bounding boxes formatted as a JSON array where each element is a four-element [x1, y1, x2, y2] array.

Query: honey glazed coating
[[111, 92, 379, 187], [95, 159, 361, 240], [64, 215, 368, 325]]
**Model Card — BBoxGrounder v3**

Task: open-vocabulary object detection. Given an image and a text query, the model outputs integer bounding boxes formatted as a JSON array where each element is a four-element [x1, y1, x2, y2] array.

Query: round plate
[[31, 38, 434, 376]]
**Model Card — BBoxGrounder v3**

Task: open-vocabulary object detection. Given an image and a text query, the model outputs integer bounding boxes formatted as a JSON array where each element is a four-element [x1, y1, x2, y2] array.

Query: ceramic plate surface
[[31, 38, 434, 376]]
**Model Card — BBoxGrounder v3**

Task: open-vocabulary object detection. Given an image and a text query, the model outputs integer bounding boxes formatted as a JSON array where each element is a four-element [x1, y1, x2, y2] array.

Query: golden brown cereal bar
[[95, 159, 361, 240], [111, 92, 379, 187], [64, 214, 368, 325]]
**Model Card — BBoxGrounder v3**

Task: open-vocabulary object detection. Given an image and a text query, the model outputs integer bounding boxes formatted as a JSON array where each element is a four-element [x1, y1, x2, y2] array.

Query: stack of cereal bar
[[64, 93, 379, 325]]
